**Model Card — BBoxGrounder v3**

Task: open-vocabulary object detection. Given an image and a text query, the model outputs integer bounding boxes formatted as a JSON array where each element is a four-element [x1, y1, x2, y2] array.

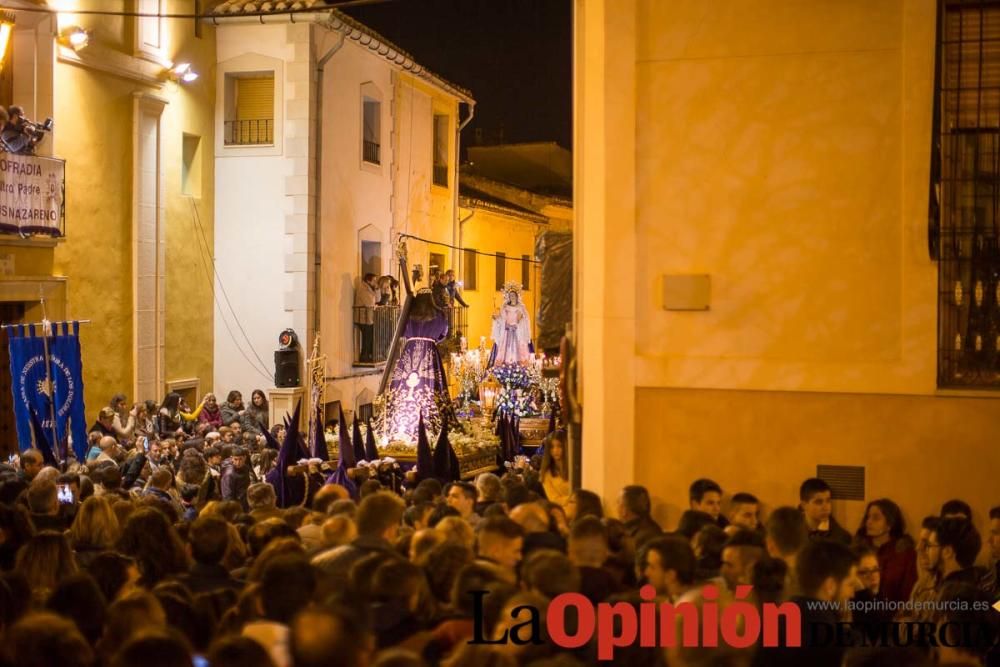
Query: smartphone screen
[[56, 483, 74, 505]]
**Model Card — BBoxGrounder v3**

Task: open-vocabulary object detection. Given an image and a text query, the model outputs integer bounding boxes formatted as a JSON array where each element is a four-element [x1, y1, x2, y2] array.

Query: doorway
[[0, 300, 29, 457]]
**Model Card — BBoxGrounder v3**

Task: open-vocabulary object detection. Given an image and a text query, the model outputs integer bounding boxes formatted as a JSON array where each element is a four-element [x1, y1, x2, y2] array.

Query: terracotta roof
[[207, 3, 474, 103]]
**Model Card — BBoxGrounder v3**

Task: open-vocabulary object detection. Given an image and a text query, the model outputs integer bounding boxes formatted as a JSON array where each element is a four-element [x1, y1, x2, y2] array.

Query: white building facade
[[211, 6, 472, 418]]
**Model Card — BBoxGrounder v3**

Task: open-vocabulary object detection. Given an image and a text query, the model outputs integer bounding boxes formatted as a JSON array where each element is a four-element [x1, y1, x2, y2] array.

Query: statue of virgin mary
[[488, 281, 532, 367]]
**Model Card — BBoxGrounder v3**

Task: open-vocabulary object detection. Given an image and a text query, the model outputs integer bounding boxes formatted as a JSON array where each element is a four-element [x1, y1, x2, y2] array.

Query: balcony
[[354, 305, 400, 367], [224, 119, 274, 146], [352, 305, 468, 367], [363, 139, 381, 165]]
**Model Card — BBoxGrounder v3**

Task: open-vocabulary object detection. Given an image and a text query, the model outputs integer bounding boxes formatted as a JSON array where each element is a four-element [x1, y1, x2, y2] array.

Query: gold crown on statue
[[417, 287, 433, 295], [502, 281, 522, 296]]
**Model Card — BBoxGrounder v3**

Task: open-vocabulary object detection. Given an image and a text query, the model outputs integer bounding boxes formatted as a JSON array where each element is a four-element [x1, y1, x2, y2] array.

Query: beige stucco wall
[[18, 2, 217, 418], [576, 0, 1000, 543]]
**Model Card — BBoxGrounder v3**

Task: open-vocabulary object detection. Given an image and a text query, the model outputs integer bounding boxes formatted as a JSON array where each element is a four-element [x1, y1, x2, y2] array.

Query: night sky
[[343, 0, 573, 151]]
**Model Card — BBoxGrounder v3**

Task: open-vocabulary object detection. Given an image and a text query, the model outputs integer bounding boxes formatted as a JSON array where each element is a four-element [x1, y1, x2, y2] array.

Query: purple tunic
[[386, 314, 452, 442]]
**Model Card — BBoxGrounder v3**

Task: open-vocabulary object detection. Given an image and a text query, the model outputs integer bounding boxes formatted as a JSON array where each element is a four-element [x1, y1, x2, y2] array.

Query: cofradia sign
[[0, 153, 65, 236]]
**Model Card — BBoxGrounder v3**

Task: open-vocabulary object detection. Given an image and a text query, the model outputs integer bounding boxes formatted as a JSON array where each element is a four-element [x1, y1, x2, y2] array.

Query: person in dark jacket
[[220, 446, 252, 510], [800, 477, 852, 545], [173, 516, 242, 595], [617, 484, 662, 549]]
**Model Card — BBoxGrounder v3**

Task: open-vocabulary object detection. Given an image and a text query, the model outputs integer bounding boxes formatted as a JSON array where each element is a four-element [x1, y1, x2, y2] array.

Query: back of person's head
[[4, 611, 95, 667], [112, 632, 192, 667], [644, 535, 697, 586], [403, 502, 434, 528], [450, 562, 511, 616], [415, 478, 442, 499], [356, 491, 405, 538], [247, 482, 277, 510], [688, 478, 722, 503], [621, 485, 651, 518], [799, 477, 831, 502], [751, 556, 789, 606], [371, 559, 428, 606], [148, 468, 172, 490], [509, 502, 550, 533], [320, 515, 357, 549], [188, 515, 230, 566], [478, 515, 525, 546], [797, 539, 857, 599], [312, 484, 349, 514], [568, 515, 608, 568], [676, 510, 714, 539], [46, 573, 107, 644], [940, 498, 973, 520], [765, 506, 809, 557], [520, 549, 580, 599], [116, 507, 188, 585], [70, 496, 121, 549], [289, 605, 373, 667], [359, 479, 383, 499], [259, 553, 316, 623], [570, 489, 604, 521], [87, 553, 138, 603], [427, 503, 461, 527], [328, 498, 357, 519], [934, 517, 982, 569], [692, 524, 727, 565], [475, 472, 502, 502], [16, 530, 78, 595], [206, 636, 277, 667], [246, 517, 298, 556], [100, 592, 167, 651], [27, 479, 58, 514], [423, 542, 474, 603]]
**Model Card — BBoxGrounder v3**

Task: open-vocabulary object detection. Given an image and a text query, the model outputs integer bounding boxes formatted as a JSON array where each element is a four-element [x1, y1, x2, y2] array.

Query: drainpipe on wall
[[453, 101, 476, 272], [313, 29, 346, 337]]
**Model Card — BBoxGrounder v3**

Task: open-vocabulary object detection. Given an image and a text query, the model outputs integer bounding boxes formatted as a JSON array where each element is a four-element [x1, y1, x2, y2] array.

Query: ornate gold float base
[[382, 444, 499, 481]]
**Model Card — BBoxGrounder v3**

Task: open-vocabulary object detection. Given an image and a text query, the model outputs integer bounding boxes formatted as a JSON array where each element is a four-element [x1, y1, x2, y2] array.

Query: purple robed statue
[[386, 292, 453, 442]]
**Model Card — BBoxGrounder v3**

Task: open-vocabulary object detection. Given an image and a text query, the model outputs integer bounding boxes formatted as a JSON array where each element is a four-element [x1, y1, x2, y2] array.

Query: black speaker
[[274, 349, 301, 388]]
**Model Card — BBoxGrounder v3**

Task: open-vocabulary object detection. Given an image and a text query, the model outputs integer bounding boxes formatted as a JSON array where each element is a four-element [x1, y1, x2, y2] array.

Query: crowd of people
[[1, 399, 999, 667]]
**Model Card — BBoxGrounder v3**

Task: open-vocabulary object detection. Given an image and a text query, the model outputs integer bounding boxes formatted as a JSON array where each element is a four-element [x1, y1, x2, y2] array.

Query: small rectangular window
[[521, 255, 531, 290], [363, 99, 381, 165], [182, 134, 201, 198], [433, 114, 449, 186], [495, 252, 506, 290], [463, 249, 477, 291], [224, 73, 275, 145]]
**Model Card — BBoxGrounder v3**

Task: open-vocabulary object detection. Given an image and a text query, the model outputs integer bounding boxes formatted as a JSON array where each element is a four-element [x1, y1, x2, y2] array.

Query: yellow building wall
[[458, 206, 542, 347], [393, 72, 460, 288], [576, 0, 1000, 541], [35, 3, 216, 419]]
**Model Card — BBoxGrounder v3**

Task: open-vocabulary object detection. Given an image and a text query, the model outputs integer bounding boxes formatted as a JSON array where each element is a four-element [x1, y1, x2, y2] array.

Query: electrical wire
[[188, 198, 275, 378], [398, 232, 541, 263], [186, 198, 275, 383]]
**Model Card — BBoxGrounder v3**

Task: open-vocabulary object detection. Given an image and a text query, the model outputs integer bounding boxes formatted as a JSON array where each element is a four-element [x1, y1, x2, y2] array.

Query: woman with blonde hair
[[15, 531, 78, 606], [68, 496, 120, 569]]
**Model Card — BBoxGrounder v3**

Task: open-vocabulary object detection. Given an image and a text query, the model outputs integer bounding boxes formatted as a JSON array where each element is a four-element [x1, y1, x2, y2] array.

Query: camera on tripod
[[0, 105, 54, 155]]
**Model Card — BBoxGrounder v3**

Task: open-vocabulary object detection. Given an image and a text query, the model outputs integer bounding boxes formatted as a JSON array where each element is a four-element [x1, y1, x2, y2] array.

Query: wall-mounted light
[[58, 26, 90, 51], [169, 62, 199, 83], [0, 11, 15, 70]]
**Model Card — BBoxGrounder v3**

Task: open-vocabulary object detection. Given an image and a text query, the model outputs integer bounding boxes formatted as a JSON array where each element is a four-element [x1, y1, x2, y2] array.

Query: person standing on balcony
[[444, 270, 469, 308], [355, 273, 379, 363]]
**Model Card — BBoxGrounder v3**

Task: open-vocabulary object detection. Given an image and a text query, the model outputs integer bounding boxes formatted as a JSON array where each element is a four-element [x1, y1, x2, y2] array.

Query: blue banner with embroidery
[[7, 322, 87, 461], [7, 324, 53, 454], [48, 321, 87, 462]]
